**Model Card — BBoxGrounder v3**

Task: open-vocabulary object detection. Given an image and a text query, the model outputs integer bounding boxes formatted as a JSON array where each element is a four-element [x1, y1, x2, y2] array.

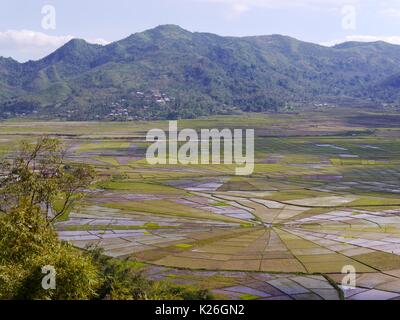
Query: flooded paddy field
[[2, 109, 400, 300]]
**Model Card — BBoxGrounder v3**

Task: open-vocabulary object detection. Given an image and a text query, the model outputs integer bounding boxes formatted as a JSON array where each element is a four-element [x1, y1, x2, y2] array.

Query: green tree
[[0, 136, 95, 223], [0, 201, 101, 299], [0, 137, 211, 300], [89, 248, 212, 300], [0, 137, 101, 299]]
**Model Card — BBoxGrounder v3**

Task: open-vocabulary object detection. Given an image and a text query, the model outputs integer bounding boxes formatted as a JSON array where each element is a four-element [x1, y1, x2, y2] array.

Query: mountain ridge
[[1, 24, 400, 120]]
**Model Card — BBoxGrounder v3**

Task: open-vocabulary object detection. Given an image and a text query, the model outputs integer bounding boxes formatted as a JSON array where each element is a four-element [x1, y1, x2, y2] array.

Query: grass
[[264, 189, 331, 202], [164, 273, 238, 290], [103, 200, 245, 223], [212, 201, 229, 207], [4, 113, 400, 282], [175, 244, 193, 249], [348, 197, 400, 207], [52, 196, 78, 222], [239, 294, 259, 300], [95, 157, 121, 166], [97, 180, 186, 195], [56, 223, 175, 231], [240, 223, 254, 228], [77, 141, 132, 152]]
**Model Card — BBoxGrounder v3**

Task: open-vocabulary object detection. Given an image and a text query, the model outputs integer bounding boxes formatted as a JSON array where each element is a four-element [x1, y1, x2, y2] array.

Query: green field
[[2, 109, 400, 300]]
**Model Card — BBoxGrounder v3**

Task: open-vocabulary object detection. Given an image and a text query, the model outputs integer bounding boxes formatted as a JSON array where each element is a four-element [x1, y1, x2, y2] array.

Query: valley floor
[[2, 109, 400, 300]]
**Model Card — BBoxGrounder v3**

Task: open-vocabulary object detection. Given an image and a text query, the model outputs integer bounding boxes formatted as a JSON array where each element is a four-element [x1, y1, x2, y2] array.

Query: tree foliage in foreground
[[89, 248, 212, 300], [0, 136, 95, 223], [0, 137, 211, 300], [0, 201, 101, 299], [0, 137, 100, 299]]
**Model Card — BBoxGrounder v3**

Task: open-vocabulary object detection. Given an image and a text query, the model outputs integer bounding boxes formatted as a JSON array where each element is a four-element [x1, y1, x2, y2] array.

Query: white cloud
[[199, 0, 361, 12], [0, 30, 74, 49], [202, 0, 360, 6], [0, 30, 109, 62], [320, 35, 400, 47], [232, 3, 250, 14], [195, 0, 362, 18], [87, 38, 110, 46]]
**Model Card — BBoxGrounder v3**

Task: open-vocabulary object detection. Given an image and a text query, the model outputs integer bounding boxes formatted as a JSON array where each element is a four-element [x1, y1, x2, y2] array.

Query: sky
[[1, 0, 400, 62]]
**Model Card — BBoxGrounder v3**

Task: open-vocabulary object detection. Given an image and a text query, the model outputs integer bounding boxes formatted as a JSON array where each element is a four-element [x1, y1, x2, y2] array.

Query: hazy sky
[[1, 0, 400, 61]]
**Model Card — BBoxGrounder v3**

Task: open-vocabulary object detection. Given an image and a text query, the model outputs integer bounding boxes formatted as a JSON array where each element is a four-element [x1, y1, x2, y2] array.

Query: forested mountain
[[1, 25, 400, 120]]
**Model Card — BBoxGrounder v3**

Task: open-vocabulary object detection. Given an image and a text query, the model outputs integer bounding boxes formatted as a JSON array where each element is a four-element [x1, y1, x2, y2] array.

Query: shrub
[[0, 202, 101, 300]]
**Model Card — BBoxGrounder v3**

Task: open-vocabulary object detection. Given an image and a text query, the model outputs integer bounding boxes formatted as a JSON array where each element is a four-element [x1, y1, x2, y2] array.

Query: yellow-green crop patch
[[348, 197, 400, 207], [95, 156, 121, 166], [57, 224, 175, 231], [175, 244, 193, 249], [4, 113, 400, 297], [240, 294, 259, 300], [98, 180, 187, 195], [77, 141, 133, 152], [103, 200, 244, 223], [264, 189, 333, 202]]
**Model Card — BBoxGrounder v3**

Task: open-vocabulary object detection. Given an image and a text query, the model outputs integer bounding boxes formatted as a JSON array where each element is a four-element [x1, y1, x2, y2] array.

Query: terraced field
[[2, 109, 400, 300]]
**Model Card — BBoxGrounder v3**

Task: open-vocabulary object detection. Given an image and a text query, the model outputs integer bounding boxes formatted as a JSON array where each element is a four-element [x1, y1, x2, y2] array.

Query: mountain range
[[1, 24, 400, 120]]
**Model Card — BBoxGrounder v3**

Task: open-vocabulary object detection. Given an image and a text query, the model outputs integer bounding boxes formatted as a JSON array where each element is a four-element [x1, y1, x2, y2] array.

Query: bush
[[89, 248, 212, 300], [0, 137, 212, 300], [0, 202, 101, 300]]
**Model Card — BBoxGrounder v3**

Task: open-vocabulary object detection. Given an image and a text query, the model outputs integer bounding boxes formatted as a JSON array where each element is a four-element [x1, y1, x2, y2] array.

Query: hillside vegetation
[[1, 25, 400, 120]]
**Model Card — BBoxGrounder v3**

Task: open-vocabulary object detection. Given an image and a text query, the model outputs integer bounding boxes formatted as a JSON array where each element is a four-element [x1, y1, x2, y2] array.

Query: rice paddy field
[[2, 108, 400, 300]]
